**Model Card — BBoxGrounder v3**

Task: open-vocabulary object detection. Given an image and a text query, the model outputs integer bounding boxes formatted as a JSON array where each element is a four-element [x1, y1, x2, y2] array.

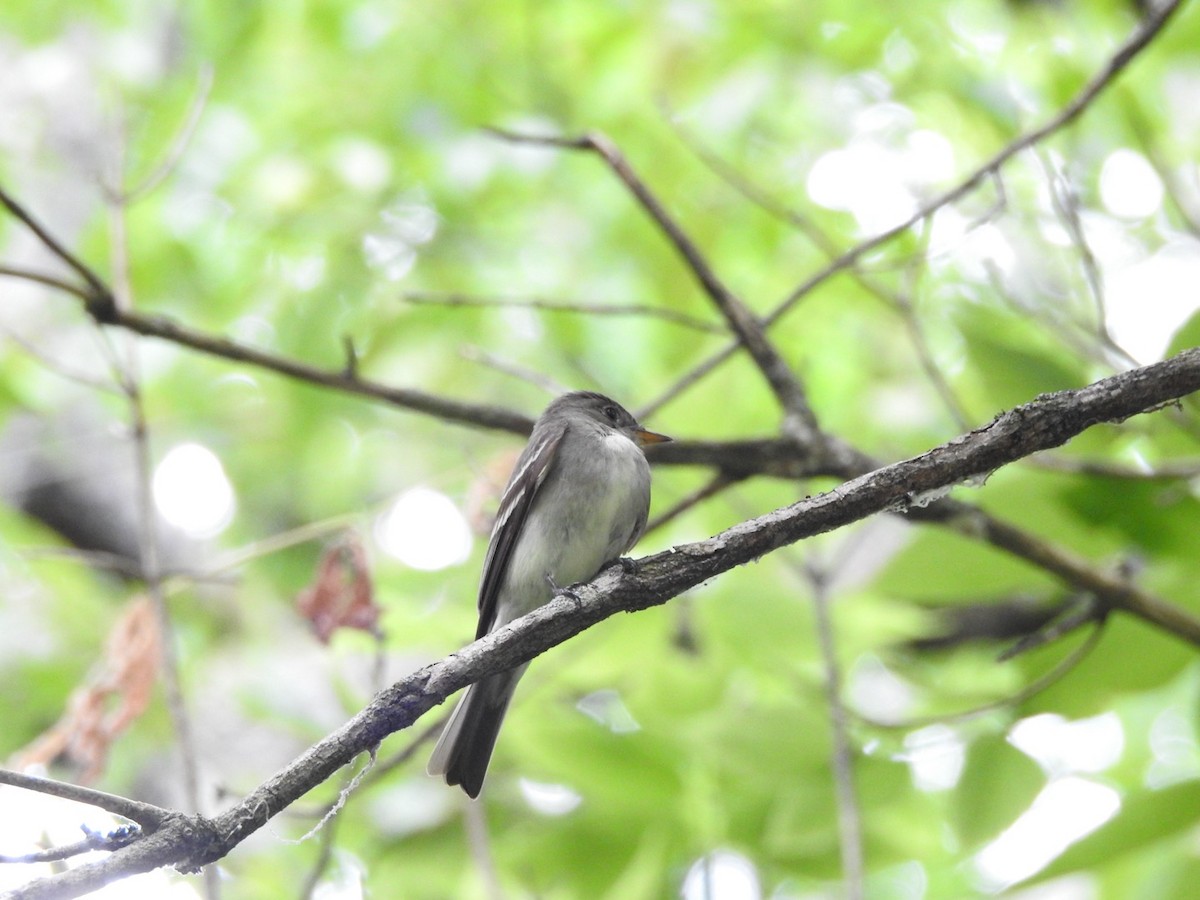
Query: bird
[[428, 391, 670, 798]]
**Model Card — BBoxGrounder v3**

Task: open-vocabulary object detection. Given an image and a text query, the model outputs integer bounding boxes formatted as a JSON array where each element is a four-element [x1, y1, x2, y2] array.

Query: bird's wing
[[475, 424, 566, 639]]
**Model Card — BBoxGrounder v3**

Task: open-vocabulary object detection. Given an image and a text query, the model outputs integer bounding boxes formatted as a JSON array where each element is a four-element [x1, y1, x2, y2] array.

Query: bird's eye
[[603, 405, 619, 422]]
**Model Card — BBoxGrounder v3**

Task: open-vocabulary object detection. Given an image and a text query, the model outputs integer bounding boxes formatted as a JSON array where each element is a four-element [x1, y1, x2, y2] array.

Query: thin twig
[[0, 266, 93, 299], [119, 65, 214, 204], [1035, 150, 1138, 368], [0, 770, 171, 830], [465, 801, 505, 900], [459, 345, 569, 394], [115, 309, 535, 432], [1028, 453, 1200, 480], [0, 186, 115, 318], [644, 472, 742, 534], [861, 617, 1107, 730], [0, 326, 121, 394], [487, 128, 821, 444], [404, 290, 725, 335], [800, 555, 865, 899], [665, 115, 972, 429], [998, 594, 1106, 661], [648, 0, 1184, 409], [296, 810, 339, 900], [105, 129, 217, 897], [0, 825, 140, 865]]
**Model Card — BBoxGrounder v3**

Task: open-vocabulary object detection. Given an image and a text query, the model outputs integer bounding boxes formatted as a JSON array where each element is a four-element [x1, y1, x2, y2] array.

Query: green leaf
[[1166, 309, 1200, 358], [957, 305, 1090, 412], [954, 733, 1046, 848]]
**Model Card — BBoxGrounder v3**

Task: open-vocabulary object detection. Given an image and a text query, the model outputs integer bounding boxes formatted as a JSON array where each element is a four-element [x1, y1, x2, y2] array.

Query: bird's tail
[[428, 666, 526, 799]]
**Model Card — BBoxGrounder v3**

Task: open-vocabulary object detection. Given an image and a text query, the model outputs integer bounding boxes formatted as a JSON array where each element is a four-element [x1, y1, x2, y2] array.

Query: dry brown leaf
[[14, 595, 161, 784], [296, 532, 381, 643]]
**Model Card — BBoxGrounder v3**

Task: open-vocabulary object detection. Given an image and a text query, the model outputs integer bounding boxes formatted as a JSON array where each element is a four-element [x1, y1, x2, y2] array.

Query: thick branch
[[10, 346, 1200, 899]]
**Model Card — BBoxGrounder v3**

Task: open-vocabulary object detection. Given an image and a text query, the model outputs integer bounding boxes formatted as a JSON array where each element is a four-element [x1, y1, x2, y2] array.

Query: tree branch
[[99, 309, 535, 435], [7, 346, 1200, 898], [0, 770, 170, 831], [486, 128, 822, 443], [649, 0, 1185, 406]]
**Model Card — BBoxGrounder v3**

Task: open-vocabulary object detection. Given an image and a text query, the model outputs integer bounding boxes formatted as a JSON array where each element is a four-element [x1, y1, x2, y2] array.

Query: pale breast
[[497, 430, 650, 624]]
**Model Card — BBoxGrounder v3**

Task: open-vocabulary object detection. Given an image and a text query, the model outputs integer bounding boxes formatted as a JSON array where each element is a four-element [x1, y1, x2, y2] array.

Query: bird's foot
[[607, 556, 639, 575], [545, 573, 585, 610]]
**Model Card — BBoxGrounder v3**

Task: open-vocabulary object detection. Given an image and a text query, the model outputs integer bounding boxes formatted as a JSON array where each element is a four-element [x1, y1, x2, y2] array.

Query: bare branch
[[120, 65, 215, 204], [0, 186, 116, 321], [651, 0, 1185, 404], [0, 770, 170, 831], [772, 0, 1183, 316], [664, 115, 972, 429], [488, 128, 821, 442], [96, 308, 535, 434], [645, 471, 742, 534], [0, 266, 93, 300]]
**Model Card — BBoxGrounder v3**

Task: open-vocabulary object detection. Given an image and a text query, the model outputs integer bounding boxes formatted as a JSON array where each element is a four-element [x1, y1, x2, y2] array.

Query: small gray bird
[[428, 391, 670, 798]]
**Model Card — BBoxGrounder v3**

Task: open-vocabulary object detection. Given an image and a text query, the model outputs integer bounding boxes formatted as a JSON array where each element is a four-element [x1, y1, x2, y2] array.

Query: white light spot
[[309, 849, 366, 900], [153, 443, 236, 538], [576, 689, 641, 733], [443, 135, 500, 189], [375, 487, 472, 571], [331, 138, 392, 193], [847, 655, 917, 722], [105, 30, 161, 86], [253, 156, 313, 207], [960, 222, 1018, 279], [1099, 148, 1163, 219], [343, 1, 398, 49], [821, 21, 848, 40], [682, 850, 762, 900], [1106, 240, 1200, 362], [1147, 704, 1200, 788], [665, 0, 715, 35], [808, 143, 918, 233], [883, 32, 917, 73], [901, 724, 966, 792], [0, 779, 203, 896], [278, 254, 326, 291], [362, 198, 438, 282], [905, 129, 955, 187], [1009, 712, 1124, 777], [973, 776, 1120, 891], [518, 779, 582, 816], [367, 780, 453, 835]]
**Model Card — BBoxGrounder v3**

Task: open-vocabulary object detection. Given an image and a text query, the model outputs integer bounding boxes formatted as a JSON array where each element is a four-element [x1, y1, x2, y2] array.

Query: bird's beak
[[633, 428, 672, 447]]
